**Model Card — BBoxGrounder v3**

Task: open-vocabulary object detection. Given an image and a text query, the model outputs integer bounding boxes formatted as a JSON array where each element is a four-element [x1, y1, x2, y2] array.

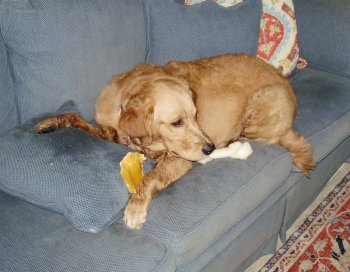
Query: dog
[[35, 53, 315, 229]]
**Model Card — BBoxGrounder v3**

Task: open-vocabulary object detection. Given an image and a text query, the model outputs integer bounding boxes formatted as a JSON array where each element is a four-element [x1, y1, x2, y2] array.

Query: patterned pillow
[[185, 0, 306, 76]]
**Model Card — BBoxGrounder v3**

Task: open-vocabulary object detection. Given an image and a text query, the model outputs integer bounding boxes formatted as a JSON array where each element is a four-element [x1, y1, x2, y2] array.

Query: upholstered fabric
[[0, 102, 151, 233], [142, 142, 292, 266], [144, 0, 261, 65], [181, 199, 284, 271], [0, 0, 349, 271], [1, 0, 146, 123], [184, 0, 301, 76], [294, 0, 350, 77], [0, 25, 18, 134], [0, 190, 175, 272], [291, 68, 350, 165]]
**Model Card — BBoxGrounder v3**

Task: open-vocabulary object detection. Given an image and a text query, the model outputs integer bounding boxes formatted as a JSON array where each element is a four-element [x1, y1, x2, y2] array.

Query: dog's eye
[[171, 119, 184, 127]]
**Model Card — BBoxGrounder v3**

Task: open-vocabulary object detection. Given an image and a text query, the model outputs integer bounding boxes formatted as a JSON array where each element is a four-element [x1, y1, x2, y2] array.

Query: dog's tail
[[35, 113, 120, 142], [278, 128, 316, 176]]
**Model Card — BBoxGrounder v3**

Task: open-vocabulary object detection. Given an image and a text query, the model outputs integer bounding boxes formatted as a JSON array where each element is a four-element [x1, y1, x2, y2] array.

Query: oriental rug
[[259, 163, 350, 272]]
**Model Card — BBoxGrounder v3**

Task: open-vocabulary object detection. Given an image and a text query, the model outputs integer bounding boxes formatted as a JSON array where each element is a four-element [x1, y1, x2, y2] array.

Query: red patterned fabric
[[257, 13, 284, 61], [260, 169, 350, 271], [256, 0, 301, 76]]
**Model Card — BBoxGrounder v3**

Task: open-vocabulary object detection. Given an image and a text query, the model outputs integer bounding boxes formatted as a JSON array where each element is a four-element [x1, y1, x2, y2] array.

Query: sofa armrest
[[294, 0, 350, 77]]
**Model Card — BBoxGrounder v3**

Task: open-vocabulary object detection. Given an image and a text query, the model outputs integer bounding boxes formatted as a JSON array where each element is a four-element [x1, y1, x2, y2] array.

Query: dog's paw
[[35, 119, 58, 134], [123, 198, 148, 229]]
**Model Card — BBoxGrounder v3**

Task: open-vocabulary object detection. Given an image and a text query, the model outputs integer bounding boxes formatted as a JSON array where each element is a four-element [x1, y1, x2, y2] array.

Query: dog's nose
[[202, 143, 215, 155]]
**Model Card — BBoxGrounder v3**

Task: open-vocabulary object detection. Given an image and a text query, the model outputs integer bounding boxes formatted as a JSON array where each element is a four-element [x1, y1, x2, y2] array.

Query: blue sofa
[[1, 0, 349, 271]]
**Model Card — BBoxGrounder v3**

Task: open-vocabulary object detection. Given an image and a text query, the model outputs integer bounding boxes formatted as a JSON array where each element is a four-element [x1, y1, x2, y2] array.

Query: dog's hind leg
[[241, 84, 315, 176]]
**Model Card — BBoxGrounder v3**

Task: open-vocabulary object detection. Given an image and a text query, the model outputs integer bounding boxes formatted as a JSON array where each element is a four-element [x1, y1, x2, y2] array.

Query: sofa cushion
[[185, 0, 301, 76], [291, 68, 350, 168], [294, 0, 350, 77], [144, 0, 261, 65], [142, 142, 292, 266], [0, 190, 175, 272], [0, 25, 18, 134], [0, 101, 153, 233], [1, 0, 146, 123]]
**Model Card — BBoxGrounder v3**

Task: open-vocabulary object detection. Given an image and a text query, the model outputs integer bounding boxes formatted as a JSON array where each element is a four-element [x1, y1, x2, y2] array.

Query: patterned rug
[[259, 163, 350, 272]]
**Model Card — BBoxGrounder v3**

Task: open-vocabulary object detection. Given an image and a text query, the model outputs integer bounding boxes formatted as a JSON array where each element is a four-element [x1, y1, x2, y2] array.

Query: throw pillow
[[144, 0, 262, 65], [257, 0, 300, 76], [0, 101, 152, 233], [185, 0, 304, 76], [1, 0, 146, 123]]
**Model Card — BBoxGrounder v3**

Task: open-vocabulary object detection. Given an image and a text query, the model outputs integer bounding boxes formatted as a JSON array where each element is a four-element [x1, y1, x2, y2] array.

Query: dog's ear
[[119, 96, 154, 140]]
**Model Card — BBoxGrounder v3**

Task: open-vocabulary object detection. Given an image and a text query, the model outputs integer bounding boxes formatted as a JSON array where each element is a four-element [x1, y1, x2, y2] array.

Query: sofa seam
[[0, 102, 17, 134], [315, 132, 350, 166], [136, 225, 176, 272], [143, 0, 151, 63], [278, 189, 291, 242], [0, 1, 5, 46], [307, 62, 350, 79], [0, 1, 21, 125], [151, 245, 175, 272], [308, 111, 350, 161]]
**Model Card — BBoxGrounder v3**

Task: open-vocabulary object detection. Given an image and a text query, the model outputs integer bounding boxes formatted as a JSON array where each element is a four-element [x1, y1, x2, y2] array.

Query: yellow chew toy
[[120, 152, 145, 193]]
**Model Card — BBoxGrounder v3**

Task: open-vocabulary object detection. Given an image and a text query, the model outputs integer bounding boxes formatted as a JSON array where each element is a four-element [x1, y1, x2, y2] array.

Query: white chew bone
[[198, 142, 253, 164]]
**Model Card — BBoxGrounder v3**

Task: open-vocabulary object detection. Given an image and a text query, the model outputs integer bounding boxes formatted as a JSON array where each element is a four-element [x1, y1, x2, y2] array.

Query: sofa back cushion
[[184, 0, 301, 77], [294, 0, 350, 77], [0, 26, 18, 134], [144, 0, 261, 65], [1, 0, 146, 123]]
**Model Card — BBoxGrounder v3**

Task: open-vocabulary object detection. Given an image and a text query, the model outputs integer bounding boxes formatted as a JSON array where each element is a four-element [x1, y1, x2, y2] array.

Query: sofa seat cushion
[[0, 190, 175, 272], [290, 68, 350, 169], [141, 142, 292, 267], [1, 0, 146, 123]]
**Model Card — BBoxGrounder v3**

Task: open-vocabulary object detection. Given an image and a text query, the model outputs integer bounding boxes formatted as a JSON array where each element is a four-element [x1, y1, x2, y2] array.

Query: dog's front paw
[[123, 198, 148, 229]]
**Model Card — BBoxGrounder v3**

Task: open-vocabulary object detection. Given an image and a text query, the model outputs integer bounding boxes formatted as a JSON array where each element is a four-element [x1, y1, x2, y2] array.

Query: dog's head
[[115, 70, 214, 161]]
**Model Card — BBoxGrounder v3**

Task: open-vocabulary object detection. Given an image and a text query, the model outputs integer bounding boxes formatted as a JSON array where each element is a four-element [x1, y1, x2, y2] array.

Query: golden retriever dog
[[36, 53, 315, 229]]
